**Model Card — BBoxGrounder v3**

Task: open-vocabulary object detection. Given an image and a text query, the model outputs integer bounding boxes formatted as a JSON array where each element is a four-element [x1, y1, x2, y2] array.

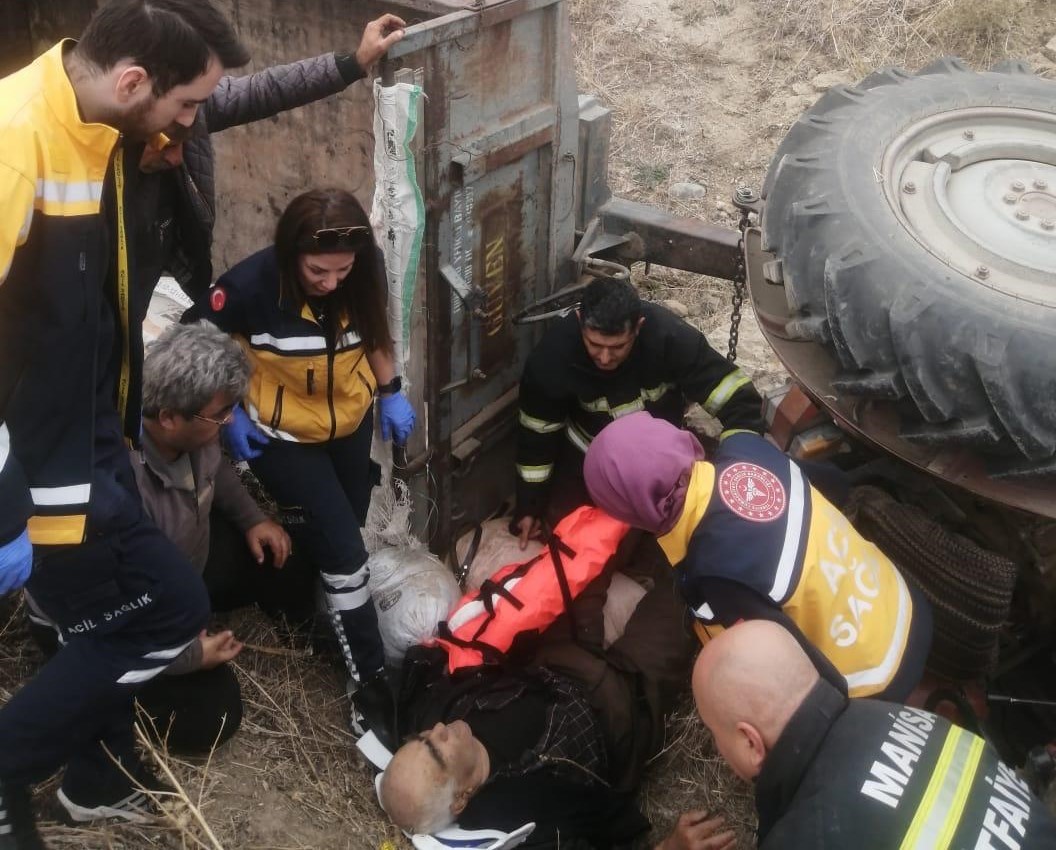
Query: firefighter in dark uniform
[[674, 620, 1056, 850], [513, 278, 764, 547]]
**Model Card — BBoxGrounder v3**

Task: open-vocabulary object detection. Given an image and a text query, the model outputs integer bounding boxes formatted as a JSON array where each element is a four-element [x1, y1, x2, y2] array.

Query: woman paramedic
[[193, 187, 415, 748]]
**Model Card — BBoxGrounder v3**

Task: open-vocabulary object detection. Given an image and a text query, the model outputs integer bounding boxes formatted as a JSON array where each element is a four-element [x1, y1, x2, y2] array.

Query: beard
[[115, 96, 161, 141], [116, 98, 192, 143]]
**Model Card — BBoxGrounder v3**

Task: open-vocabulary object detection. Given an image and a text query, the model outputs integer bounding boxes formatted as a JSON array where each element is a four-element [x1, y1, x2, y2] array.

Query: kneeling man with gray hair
[[674, 620, 1056, 850], [132, 321, 310, 751], [378, 556, 736, 849]]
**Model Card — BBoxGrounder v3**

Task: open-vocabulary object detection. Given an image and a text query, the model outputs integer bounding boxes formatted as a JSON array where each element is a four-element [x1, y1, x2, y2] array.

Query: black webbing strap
[[455, 524, 484, 585], [548, 534, 578, 640], [478, 578, 525, 612], [434, 621, 508, 665]]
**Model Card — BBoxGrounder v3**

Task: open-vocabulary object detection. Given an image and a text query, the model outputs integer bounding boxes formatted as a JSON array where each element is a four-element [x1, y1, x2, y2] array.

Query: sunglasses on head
[[311, 225, 370, 251]]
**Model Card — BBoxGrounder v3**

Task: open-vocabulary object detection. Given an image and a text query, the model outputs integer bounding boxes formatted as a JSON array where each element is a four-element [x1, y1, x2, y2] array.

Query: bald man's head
[[692, 620, 820, 781], [379, 741, 458, 835], [378, 720, 489, 835]]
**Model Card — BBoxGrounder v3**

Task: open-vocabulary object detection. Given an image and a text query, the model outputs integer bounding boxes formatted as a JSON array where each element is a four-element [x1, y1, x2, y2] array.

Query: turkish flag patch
[[209, 286, 227, 312]]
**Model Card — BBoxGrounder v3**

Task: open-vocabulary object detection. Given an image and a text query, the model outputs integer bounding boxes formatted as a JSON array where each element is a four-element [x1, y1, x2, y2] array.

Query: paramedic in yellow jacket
[[193, 188, 415, 748], [583, 412, 932, 701]]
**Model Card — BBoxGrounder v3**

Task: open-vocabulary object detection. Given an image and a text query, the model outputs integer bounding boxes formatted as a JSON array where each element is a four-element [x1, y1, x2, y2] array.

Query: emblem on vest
[[718, 462, 786, 522]]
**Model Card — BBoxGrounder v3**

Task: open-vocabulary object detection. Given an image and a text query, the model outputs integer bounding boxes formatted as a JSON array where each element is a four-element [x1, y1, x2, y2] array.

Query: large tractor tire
[[761, 58, 1056, 479]]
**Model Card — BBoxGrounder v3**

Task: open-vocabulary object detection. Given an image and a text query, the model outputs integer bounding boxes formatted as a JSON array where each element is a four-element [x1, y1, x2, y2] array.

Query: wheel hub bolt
[[1003, 193, 1018, 204], [1011, 180, 1026, 192], [1035, 179, 1049, 190], [962, 129, 975, 140], [975, 266, 990, 279], [1042, 219, 1055, 231], [1016, 209, 1031, 221], [903, 181, 916, 194]]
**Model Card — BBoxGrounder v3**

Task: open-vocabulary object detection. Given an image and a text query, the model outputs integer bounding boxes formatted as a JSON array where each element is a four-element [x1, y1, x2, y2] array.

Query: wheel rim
[[881, 106, 1056, 307]]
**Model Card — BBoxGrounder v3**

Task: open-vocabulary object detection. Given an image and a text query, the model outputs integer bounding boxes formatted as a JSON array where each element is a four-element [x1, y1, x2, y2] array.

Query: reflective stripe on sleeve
[[767, 460, 806, 603], [30, 483, 91, 506], [35, 179, 104, 206], [249, 332, 328, 352], [518, 410, 565, 434], [566, 421, 593, 453], [517, 463, 554, 484], [703, 370, 752, 415]]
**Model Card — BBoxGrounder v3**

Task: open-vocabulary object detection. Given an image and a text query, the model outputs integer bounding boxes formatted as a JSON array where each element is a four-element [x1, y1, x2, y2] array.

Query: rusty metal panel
[[384, 0, 580, 546], [576, 95, 612, 230], [594, 197, 742, 280]]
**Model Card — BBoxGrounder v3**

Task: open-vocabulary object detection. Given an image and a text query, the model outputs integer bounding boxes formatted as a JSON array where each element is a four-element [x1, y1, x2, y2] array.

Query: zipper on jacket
[[79, 242, 88, 321], [307, 367, 315, 396], [326, 348, 337, 441], [270, 385, 285, 430]]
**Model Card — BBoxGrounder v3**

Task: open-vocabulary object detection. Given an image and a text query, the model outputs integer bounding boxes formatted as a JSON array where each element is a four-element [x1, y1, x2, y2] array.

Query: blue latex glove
[[379, 392, 416, 444], [0, 529, 32, 595], [222, 404, 270, 460]]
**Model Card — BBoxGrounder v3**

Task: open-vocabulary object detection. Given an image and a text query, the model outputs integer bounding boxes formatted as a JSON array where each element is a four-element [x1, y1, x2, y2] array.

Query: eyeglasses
[[312, 225, 370, 251], [192, 405, 236, 426]]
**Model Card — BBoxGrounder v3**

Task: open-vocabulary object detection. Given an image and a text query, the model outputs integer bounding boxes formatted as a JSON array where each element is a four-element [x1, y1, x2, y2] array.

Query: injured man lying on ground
[[378, 510, 702, 848]]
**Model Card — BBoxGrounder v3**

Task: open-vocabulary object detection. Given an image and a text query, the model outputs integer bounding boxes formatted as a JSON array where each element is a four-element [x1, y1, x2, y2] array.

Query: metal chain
[[727, 205, 751, 363]]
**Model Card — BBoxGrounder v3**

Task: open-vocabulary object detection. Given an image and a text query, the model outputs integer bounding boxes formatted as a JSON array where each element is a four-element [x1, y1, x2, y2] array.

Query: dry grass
[[757, 0, 1054, 70], [0, 597, 402, 850], [640, 702, 758, 848], [1, 594, 753, 850]]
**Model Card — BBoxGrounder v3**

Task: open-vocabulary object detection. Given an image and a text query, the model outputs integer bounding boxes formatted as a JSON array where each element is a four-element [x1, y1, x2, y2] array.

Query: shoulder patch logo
[[718, 462, 786, 522], [209, 286, 226, 312]]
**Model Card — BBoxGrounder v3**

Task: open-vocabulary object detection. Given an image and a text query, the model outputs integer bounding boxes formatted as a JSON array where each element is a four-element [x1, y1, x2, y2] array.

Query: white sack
[[369, 547, 460, 666]]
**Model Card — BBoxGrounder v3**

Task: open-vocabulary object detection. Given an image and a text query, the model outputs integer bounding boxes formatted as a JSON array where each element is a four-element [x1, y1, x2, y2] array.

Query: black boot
[[0, 782, 46, 850], [349, 672, 398, 752]]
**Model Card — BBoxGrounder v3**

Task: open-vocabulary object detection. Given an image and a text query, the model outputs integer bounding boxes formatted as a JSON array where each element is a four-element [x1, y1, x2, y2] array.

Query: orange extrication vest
[[435, 506, 630, 673]]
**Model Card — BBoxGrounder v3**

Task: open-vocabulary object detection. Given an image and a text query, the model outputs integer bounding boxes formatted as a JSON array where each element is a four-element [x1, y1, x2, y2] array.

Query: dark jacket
[[514, 302, 764, 519], [757, 680, 1056, 849], [397, 646, 651, 849]]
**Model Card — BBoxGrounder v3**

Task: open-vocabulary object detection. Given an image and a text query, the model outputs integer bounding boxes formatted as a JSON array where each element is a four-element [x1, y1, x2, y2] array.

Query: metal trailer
[[4, 0, 1051, 560]]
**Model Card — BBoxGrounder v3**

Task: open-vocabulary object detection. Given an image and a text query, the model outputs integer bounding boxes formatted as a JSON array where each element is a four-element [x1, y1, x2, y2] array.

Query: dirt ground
[[5, 0, 1056, 848]]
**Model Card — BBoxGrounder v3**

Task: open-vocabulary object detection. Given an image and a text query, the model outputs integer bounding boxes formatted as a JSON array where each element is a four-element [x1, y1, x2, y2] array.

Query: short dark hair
[[77, 0, 249, 95], [579, 278, 642, 335], [274, 188, 395, 355]]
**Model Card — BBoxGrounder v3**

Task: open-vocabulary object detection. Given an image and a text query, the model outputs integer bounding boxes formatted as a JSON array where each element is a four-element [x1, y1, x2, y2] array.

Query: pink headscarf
[[583, 412, 706, 535]]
